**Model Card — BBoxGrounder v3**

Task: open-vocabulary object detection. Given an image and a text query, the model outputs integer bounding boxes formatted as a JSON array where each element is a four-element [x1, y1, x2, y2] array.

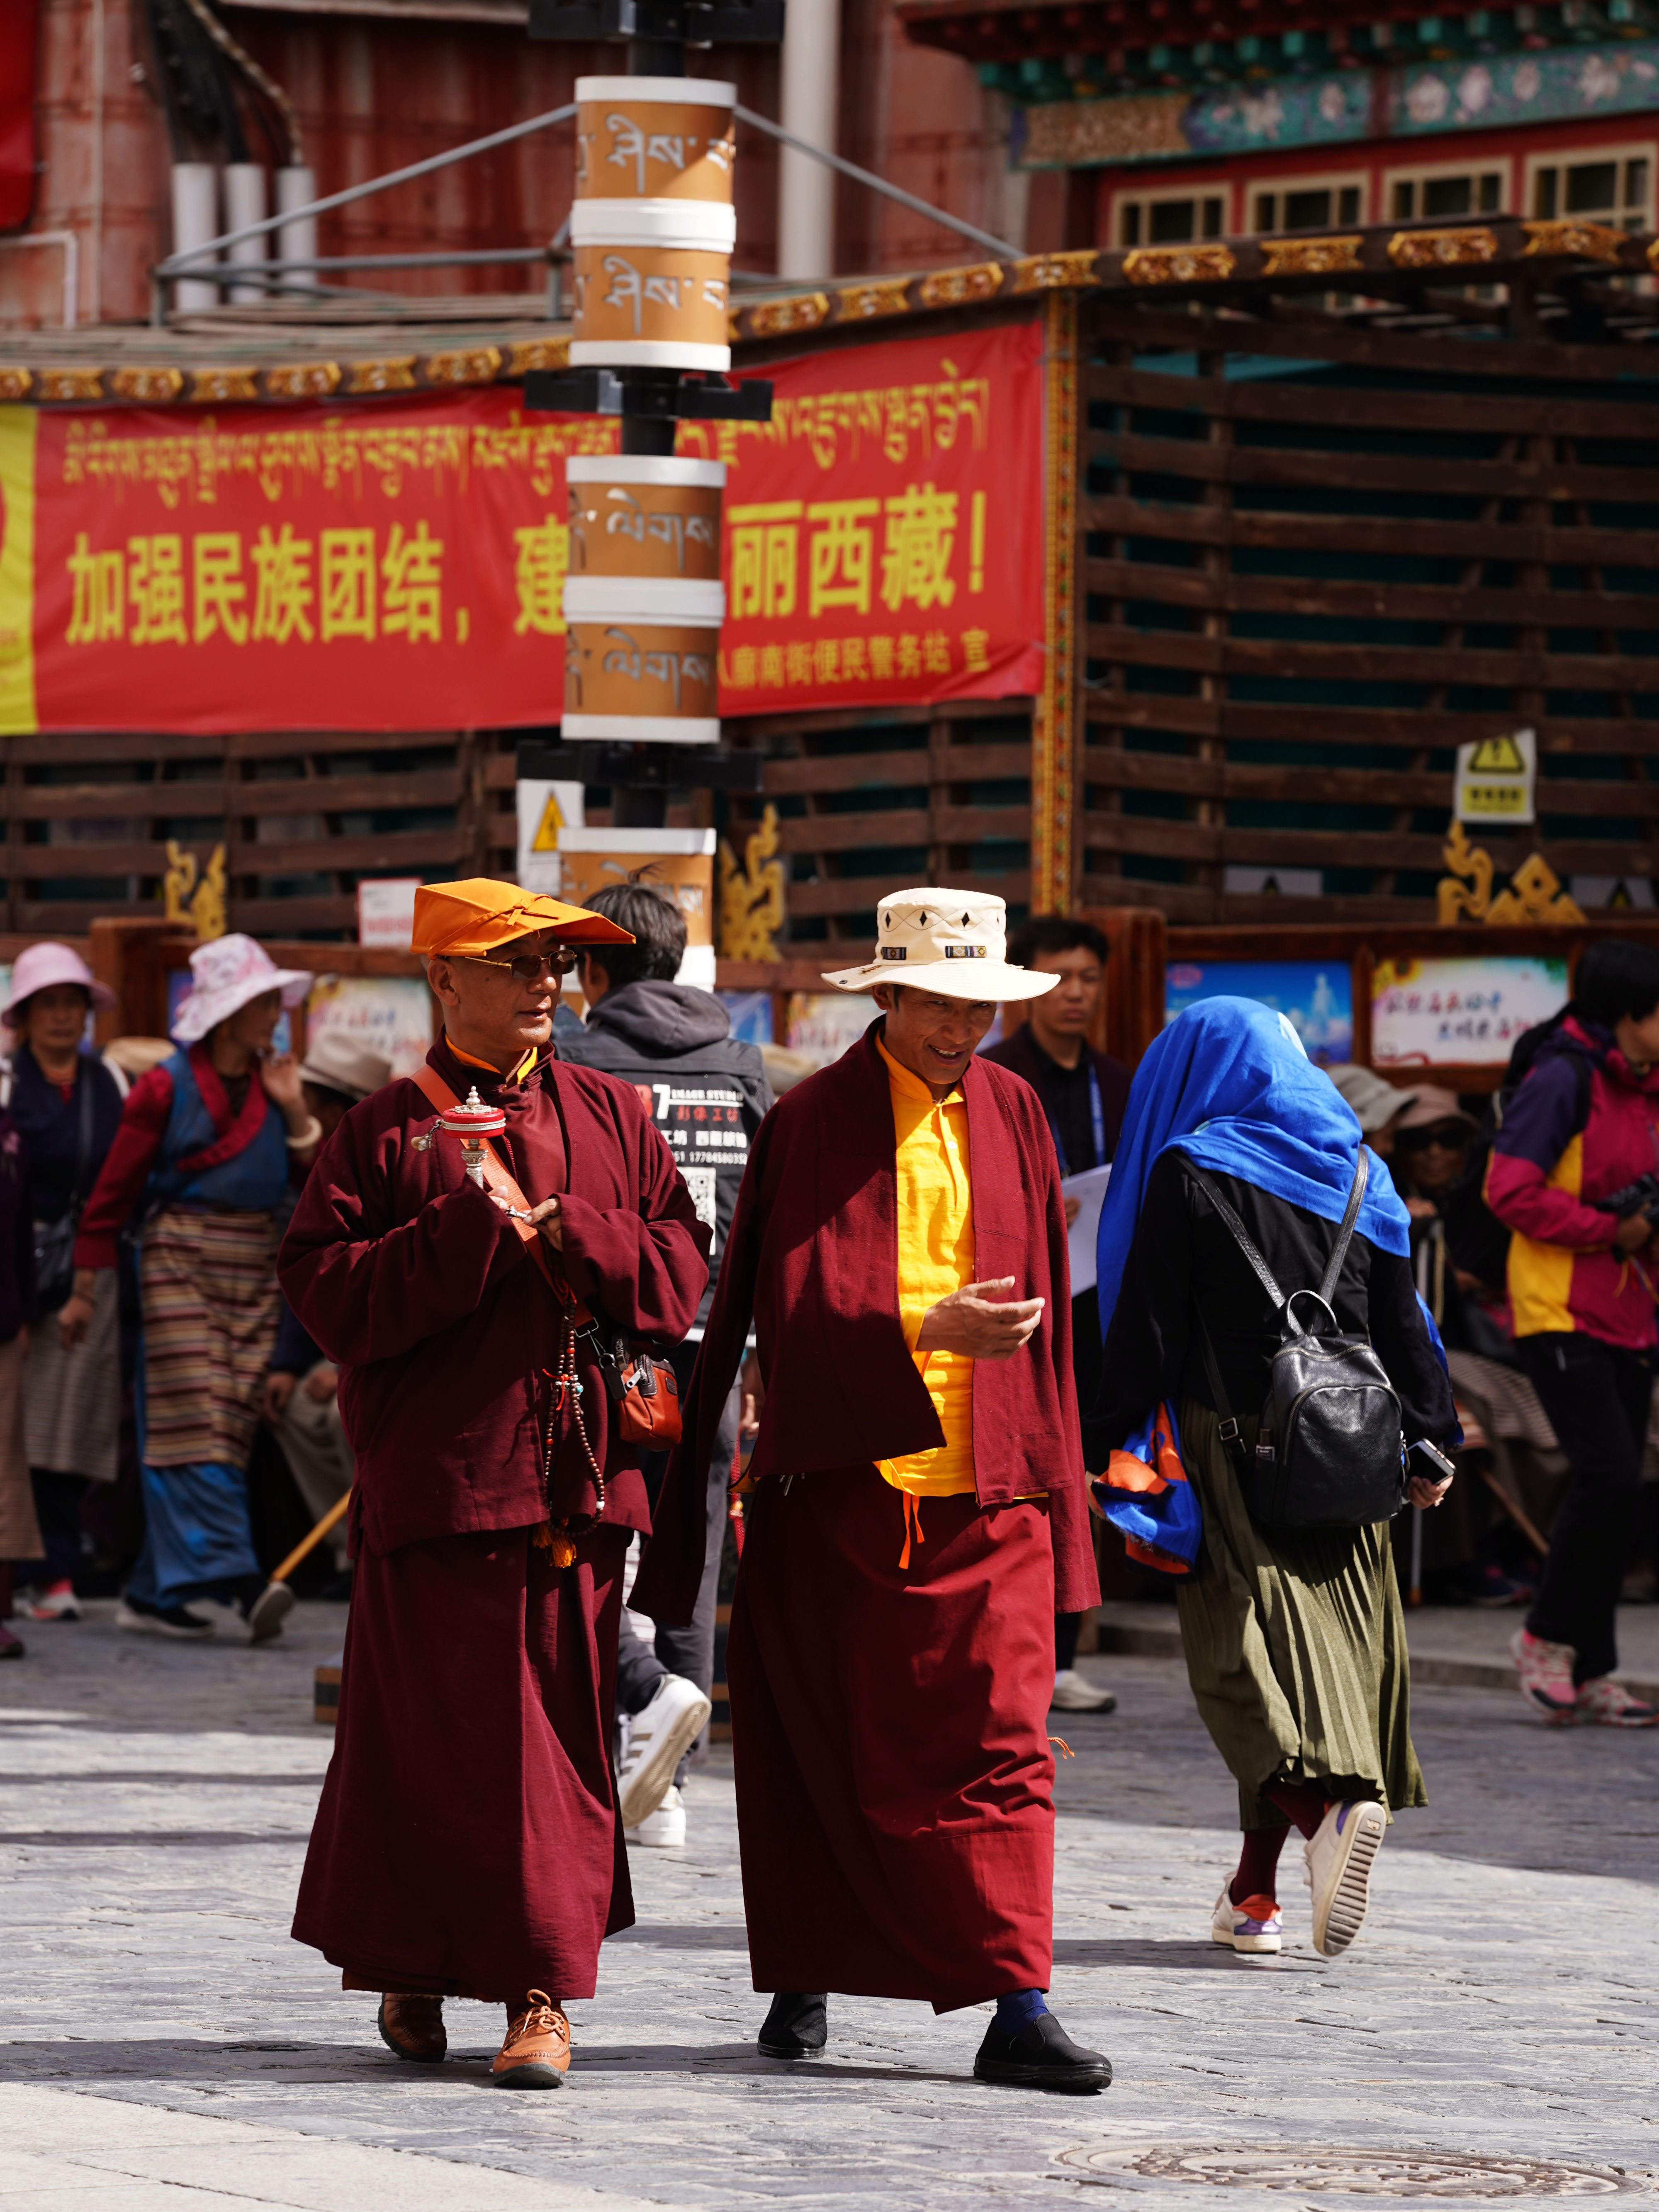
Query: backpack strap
[[1184, 1160, 1289, 1311], [1316, 1151, 1369, 1306], [1193, 1303, 1251, 1477]]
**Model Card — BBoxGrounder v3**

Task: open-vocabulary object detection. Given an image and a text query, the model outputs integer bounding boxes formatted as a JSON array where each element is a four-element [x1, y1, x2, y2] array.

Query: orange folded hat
[[410, 878, 633, 958]]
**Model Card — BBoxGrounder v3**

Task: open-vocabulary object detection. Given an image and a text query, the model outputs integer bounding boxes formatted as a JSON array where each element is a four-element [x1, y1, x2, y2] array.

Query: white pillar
[[277, 165, 319, 296], [170, 163, 220, 314], [224, 163, 269, 304], [777, 0, 840, 281]]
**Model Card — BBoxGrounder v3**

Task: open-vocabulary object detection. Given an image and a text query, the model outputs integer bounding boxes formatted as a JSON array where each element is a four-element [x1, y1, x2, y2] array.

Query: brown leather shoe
[[377, 1993, 446, 2064], [491, 1990, 571, 2089]]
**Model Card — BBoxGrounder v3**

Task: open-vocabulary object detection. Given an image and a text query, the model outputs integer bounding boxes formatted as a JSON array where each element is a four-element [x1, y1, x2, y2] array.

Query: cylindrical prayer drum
[[569, 243, 731, 371], [574, 76, 737, 205], [564, 616, 722, 745], [567, 456, 725, 582]]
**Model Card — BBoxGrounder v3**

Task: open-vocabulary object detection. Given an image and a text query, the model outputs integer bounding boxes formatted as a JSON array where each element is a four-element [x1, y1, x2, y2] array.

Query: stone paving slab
[[2, 1608, 1657, 2207]]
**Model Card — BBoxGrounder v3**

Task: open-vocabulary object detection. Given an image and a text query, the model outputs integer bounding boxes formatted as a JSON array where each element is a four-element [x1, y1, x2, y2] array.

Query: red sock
[[1263, 1781, 1331, 1841], [1231, 1824, 1289, 1905]]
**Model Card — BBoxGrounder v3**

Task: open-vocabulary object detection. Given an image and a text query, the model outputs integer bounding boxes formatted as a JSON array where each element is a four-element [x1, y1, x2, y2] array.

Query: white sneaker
[[20, 1584, 82, 1622], [1304, 1799, 1387, 1959], [616, 1674, 712, 1830], [1211, 1883, 1282, 1954], [1050, 1668, 1117, 1713], [628, 1784, 687, 1848]]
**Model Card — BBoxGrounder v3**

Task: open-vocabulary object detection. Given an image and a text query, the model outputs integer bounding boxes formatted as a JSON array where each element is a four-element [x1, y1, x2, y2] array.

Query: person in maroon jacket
[[278, 879, 710, 2090], [635, 888, 1109, 2095]]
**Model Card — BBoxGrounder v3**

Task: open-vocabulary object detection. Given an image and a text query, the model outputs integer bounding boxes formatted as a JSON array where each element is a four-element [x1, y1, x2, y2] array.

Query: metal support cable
[[156, 100, 579, 273], [732, 105, 1017, 261], [179, 0, 305, 165]]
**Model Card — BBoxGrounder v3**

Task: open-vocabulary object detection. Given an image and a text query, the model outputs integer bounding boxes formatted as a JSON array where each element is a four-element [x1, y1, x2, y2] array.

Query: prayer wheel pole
[[522, 0, 784, 828]]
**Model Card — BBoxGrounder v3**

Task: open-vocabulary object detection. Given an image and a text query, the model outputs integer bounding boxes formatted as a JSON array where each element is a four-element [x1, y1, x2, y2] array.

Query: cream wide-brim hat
[[821, 888, 1061, 1003]]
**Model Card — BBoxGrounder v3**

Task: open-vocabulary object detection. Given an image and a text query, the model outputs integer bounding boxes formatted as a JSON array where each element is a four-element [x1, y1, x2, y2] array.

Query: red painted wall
[[1, 0, 41, 231]]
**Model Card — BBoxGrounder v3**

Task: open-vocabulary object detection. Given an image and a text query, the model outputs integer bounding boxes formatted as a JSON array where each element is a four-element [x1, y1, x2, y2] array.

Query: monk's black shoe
[[757, 1991, 827, 2059], [973, 2012, 1112, 2093]]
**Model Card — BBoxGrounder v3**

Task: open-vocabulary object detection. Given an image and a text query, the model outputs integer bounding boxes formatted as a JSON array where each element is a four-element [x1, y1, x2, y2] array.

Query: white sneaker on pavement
[[1050, 1668, 1117, 1714], [1304, 1799, 1386, 1959], [20, 1584, 82, 1622], [616, 1674, 712, 1830], [628, 1784, 687, 1847], [1211, 1883, 1282, 1954]]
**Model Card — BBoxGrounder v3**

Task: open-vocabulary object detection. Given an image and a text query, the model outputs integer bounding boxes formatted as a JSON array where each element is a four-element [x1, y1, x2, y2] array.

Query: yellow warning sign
[[530, 790, 567, 852], [1467, 733, 1528, 775]]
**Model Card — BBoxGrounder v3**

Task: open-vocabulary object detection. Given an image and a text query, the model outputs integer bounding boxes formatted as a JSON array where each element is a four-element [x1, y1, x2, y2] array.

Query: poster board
[[1164, 959, 1354, 1066], [1370, 955, 1569, 1068]]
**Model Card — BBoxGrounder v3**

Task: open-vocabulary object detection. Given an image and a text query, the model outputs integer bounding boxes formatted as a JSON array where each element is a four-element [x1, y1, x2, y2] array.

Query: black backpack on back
[[1187, 1156, 1408, 1530]]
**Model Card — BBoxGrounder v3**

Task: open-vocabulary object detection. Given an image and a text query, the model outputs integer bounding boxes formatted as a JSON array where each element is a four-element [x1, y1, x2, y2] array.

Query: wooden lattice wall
[[1079, 304, 1659, 924]]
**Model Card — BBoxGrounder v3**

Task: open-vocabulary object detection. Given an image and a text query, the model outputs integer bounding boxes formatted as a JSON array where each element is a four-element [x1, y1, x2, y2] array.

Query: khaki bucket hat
[[821, 888, 1061, 1003]]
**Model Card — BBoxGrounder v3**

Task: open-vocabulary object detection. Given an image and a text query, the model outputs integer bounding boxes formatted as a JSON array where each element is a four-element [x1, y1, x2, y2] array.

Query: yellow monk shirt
[[875, 1035, 978, 1499]]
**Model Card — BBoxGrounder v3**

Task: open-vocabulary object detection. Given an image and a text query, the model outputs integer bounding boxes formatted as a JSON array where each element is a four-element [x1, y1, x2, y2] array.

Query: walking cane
[[1408, 1504, 1424, 1609], [246, 1489, 352, 1646]]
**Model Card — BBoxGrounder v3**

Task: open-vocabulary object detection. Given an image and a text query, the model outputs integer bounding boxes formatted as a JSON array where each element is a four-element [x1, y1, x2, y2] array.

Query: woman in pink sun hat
[[63, 934, 317, 1643]]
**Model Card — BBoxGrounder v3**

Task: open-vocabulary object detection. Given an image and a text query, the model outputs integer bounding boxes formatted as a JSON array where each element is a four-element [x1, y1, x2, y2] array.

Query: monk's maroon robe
[[635, 1021, 1098, 2010], [280, 1038, 709, 2004]]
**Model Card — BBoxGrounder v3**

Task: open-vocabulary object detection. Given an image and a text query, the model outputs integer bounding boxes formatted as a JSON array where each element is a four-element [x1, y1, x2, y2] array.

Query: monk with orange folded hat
[[280, 879, 710, 2089]]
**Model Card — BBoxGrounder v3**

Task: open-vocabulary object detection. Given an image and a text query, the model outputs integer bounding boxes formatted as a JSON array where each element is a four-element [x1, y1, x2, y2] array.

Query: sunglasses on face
[[463, 948, 579, 983]]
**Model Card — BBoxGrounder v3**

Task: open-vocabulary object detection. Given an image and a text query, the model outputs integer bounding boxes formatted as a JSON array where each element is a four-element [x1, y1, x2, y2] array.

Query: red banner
[[700, 317, 1044, 717], [0, 314, 1045, 736]]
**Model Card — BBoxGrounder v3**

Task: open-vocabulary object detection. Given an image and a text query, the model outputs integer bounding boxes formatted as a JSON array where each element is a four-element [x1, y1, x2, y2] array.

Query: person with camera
[[1485, 941, 1659, 1728], [1085, 1000, 1458, 1961]]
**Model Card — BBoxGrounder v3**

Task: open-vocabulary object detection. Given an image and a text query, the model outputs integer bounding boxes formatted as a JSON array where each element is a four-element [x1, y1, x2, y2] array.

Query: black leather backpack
[[1187, 1156, 1408, 1530]]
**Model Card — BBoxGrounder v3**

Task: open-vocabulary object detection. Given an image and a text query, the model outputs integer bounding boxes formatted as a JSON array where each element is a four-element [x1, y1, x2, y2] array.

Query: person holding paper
[[982, 917, 1131, 1713]]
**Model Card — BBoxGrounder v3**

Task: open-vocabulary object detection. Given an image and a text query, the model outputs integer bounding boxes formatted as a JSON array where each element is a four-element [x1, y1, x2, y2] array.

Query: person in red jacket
[[1485, 940, 1659, 1728], [278, 879, 710, 2088], [636, 888, 1108, 2095]]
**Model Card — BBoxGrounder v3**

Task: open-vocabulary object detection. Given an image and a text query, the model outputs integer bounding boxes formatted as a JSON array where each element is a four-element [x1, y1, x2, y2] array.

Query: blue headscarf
[[1096, 997, 1412, 1345]]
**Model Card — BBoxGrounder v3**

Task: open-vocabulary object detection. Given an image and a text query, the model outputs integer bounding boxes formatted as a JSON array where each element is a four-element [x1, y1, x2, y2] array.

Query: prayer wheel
[[562, 79, 739, 743]]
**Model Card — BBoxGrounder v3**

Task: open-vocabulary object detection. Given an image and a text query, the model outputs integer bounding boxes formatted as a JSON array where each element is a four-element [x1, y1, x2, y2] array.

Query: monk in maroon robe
[[280, 879, 709, 2089], [635, 886, 1110, 2093]]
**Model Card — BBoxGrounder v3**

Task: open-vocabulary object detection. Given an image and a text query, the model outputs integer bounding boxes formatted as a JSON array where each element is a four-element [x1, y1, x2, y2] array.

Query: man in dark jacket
[[559, 880, 774, 1842], [980, 916, 1131, 1713]]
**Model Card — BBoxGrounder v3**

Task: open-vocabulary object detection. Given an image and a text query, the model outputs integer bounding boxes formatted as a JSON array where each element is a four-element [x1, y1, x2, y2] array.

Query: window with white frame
[[1248, 173, 1368, 234], [1116, 187, 1228, 249], [1384, 161, 1509, 222], [1528, 145, 1653, 231]]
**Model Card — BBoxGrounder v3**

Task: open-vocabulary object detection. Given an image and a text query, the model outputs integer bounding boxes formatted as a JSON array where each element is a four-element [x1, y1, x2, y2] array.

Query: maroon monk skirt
[[727, 1464, 1056, 2012], [292, 1521, 632, 2006]]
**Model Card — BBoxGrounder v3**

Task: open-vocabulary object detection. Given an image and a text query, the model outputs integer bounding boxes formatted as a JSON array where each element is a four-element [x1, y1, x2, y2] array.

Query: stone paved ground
[[2, 1600, 1657, 2209]]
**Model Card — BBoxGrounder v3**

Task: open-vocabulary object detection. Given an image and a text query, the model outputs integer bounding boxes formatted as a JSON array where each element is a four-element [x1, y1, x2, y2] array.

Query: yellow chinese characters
[[62, 523, 450, 646], [513, 516, 569, 637], [721, 630, 956, 690], [724, 484, 975, 626]]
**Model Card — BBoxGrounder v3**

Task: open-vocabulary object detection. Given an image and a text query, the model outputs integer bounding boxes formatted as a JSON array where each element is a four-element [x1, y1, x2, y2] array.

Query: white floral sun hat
[[170, 934, 313, 1045], [821, 888, 1060, 1002]]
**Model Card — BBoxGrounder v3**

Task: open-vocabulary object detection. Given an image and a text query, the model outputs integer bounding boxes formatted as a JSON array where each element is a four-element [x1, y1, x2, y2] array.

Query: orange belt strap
[[409, 1062, 559, 1294]]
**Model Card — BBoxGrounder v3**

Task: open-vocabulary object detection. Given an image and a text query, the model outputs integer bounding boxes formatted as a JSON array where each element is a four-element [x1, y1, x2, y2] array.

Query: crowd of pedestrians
[[1, 890, 1655, 2076]]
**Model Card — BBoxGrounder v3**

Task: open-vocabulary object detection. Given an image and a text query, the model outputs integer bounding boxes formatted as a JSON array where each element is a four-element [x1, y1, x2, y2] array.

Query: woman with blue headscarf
[[1083, 1000, 1458, 1964]]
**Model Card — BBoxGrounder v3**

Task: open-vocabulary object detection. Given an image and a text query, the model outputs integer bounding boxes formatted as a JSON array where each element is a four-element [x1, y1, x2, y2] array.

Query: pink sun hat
[[170, 934, 313, 1046], [2, 942, 117, 1029]]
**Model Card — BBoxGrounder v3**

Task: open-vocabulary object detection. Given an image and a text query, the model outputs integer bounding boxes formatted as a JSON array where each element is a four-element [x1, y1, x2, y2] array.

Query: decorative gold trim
[[506, 337, 570, 375], [265, 362, 342, 400], [1522, 218, 1625, 264], [1012, 249, 1100, 293], [36, 367, 105, 403], [0, 367, 32, 402], [109, 366, 185, 403], [1122, 245, 1236, 287], [1033, 288, 1079, 916], [717, 803, 784, 960], [745, 292, 830, 338], [837, 279, 910, 320], [425, 345, 504, 386], [1387, 226, 1499, 269], [917, 262, 1004, 307], [347, 355, 418, 395], [190, 366, 259, 404], [1437, 822, 1586, 927], [1260, 234, 1363, 278]]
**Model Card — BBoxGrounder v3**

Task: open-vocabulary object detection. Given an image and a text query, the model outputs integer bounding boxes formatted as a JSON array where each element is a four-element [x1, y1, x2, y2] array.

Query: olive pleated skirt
[[1174, 1398, 1425, 1830]]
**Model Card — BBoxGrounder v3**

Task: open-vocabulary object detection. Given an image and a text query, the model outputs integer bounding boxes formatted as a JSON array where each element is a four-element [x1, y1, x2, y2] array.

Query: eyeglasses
[[462, 948, 579, 983]]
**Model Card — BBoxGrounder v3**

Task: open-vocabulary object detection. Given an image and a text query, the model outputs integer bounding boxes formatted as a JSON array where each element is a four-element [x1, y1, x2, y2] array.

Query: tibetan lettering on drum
[[569, 246, 730, 372], [567, 457, 725, 582], [574, 76, 736, 206], [564, 619, 722, 745]]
